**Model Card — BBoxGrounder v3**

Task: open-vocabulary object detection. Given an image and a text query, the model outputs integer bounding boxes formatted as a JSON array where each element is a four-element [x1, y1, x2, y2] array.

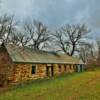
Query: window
[[69, 65, 72, 70], [58, 65, 61, 72], [31, 66, 36, 74], [64, 65, 67, 71]]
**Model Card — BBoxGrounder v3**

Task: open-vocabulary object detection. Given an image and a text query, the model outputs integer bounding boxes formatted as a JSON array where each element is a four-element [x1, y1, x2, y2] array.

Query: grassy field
[[0, 70, 100, 100]]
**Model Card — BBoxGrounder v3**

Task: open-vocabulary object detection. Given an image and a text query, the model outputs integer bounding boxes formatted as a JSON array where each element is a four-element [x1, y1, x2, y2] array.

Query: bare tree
[[78, 43, 94, 63], [23, 20, 51, 50], [5, 15, 17, 43], [0, 14, 18, 44], [8, 31, 31, 47], [0, 14, 31, 47], [4, 19, 51, 49], [96, 38, 100, 56], [0, 14, 10, 42], [53, 24, 90, 56]]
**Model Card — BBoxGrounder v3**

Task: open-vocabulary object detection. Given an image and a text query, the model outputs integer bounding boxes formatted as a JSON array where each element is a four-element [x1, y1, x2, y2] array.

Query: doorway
[[46, 66, 54, 77], [80, 65, 84, 72], [51, 66, 54, 76]]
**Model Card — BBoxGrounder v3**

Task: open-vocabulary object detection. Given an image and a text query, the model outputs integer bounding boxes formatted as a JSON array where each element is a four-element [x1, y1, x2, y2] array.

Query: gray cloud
[[0, 0, 33, 19], [0, 0, 100, 37], [31, 0, 100, 30]]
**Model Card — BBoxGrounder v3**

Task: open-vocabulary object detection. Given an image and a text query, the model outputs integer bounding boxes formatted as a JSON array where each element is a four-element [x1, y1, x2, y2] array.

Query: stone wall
[[0, 46, 14, 85], [10, 63, 75, 83], [0, 45, 13, 75], [11, 64, 46, 82], [53, 64, 75, 75]]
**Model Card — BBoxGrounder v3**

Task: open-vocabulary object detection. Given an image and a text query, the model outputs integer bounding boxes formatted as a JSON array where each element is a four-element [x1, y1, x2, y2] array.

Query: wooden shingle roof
[[5, 44, 84, 64]]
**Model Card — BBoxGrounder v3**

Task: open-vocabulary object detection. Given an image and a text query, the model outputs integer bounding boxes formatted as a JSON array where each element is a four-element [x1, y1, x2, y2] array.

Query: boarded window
[[32, 66, 36, 74]]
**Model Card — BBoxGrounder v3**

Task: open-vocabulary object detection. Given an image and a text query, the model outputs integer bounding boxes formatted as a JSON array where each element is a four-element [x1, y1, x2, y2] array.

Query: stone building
[[0, 43, 84, 85]]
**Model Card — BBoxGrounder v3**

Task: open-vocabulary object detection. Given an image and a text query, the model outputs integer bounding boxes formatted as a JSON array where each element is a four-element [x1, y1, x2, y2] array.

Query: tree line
[[0, 14, 100, 65]]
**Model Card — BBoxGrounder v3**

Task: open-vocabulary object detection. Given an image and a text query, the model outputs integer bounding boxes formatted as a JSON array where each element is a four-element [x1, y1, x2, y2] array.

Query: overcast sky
[[0, 0, 100, 38]]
